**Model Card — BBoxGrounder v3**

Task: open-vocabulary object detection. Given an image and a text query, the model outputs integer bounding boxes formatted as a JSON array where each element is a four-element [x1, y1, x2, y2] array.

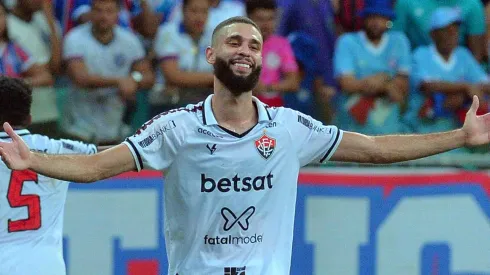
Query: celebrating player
[[0, 76, 100, 275], [1, 17, 490, 275]]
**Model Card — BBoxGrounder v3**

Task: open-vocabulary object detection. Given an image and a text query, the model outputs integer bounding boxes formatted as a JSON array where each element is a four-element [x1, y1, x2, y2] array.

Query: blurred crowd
[[2, 0, 490, 154]]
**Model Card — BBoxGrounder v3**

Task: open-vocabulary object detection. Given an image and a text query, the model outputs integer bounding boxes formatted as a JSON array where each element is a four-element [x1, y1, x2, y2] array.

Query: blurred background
[[4, 0, 490, 274]]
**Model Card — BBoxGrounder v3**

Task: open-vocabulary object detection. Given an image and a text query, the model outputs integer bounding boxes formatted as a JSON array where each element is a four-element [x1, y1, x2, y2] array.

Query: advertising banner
[[63, 168, 490, 275]]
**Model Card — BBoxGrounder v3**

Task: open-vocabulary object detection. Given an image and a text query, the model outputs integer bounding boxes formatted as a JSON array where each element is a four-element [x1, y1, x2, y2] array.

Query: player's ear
[[206, 47, 216, 65]]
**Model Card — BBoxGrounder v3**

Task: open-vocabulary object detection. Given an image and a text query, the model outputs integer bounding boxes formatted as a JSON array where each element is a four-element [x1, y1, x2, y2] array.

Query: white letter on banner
[[63, 190, 159, 275], [306, 197, 370, 275], [377, 195, 490, 275]]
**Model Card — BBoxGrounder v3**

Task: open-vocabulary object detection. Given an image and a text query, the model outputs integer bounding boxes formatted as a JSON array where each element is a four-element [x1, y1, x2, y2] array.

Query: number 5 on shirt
[[7, 170, 41, 232]]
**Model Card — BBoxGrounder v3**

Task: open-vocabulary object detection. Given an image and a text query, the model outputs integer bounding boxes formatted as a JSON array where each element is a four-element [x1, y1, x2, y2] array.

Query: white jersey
[[124, 95, 343, 275], [62, 23, 146, 142], [0, 129, 96, 275]]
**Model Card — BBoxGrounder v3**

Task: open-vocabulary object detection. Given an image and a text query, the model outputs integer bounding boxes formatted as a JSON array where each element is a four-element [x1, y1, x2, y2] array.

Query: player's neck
[[211, 88, 258, 133]]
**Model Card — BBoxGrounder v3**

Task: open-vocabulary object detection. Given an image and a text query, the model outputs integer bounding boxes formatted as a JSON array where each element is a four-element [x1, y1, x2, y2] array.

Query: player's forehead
[[218, 23, 263, 45]]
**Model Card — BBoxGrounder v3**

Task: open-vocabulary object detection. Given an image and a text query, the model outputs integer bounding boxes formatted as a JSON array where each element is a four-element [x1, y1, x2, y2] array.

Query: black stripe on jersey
[[125, 138, 143, 169], [320, 129, 340, 163], [202, 102, 207, 125], [264, 106, 272, 120], [219, 125, 256, 138]]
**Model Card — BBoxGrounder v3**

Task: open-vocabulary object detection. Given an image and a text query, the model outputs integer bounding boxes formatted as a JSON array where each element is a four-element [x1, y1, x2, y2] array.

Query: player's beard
[[213, 56, 262, 97]]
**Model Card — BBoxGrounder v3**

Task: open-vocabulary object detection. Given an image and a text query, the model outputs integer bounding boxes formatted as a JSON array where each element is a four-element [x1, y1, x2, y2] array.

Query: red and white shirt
[[0, 129, 96, 275]]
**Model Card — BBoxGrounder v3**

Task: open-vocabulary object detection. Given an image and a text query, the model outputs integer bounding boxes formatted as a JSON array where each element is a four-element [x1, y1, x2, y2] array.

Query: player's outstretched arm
[[0, 122, 136, 183], [331, 95, 490, 164]]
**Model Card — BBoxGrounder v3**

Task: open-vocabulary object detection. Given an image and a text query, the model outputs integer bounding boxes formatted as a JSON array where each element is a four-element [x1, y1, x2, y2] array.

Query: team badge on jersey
[[254, 134, 276, 159]]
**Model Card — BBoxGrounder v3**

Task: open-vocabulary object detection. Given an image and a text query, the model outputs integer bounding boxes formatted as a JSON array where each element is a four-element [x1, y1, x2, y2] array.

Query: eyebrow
[[226, 34, 262, 46]]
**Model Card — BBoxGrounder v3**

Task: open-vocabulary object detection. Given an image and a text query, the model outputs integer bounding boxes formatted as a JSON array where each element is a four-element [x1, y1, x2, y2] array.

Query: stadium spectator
[[393, 0, 486, 62], [61, 0, 154, 145], [8, 0, 62, 137], [0, 2, 53, 87], [0, 76, 98, 275], [3, 16, 490, 275], [333, 0, 410, 135], [246, 0, 299, 107], [277, 0, 337, 123], [168, 0, 245, 34], [284, 32, 319, 117], [408, 7, 490, 137], [152, 0, 213, 113]]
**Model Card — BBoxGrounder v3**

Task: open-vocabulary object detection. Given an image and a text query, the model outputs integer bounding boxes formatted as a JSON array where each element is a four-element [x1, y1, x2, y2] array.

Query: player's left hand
[[462, 95, 490, 146]]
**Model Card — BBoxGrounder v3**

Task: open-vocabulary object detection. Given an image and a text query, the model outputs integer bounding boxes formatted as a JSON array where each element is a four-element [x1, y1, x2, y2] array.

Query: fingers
[[469, 95, 480, 114], [3, 122, 21, 142]]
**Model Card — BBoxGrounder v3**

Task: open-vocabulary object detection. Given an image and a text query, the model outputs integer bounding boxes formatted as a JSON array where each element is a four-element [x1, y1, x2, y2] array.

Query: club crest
[[254, 134, 276, 159]]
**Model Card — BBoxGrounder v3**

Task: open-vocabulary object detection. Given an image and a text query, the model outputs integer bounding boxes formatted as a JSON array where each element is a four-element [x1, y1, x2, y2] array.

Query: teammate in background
[[0, 76, 100, 275], [1, 17, 490, 275]]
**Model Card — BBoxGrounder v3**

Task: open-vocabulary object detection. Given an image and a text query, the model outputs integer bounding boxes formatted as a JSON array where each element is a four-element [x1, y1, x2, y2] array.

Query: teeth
[[235, 63, 250, 68]]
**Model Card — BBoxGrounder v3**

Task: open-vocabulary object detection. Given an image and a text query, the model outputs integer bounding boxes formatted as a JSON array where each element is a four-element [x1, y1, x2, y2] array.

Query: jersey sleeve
[[154, 25, 179, 60], [284, 109, 343, 167], [63, 30, 85, 61], [123, 112, 185, 171], [125, 32, 146, 64]]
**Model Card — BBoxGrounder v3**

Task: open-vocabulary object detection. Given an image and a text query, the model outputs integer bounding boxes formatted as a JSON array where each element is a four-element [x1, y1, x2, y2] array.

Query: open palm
[[0, 122, 32, 170], [462, 96, 490, 146]]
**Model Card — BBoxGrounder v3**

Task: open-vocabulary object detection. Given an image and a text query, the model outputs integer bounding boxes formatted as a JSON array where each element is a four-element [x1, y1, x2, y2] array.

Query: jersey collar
[[0, 128, 30, 138], [202, 94, 272, 126]]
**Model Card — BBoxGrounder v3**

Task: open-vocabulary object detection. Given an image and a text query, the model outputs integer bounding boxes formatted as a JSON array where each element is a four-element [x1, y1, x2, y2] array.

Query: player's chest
[[180, 123, 290, 167]]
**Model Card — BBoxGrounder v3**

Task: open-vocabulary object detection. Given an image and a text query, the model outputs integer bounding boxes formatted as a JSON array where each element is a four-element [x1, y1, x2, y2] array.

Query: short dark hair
[[0, 77, 32, 127], [245, 0, 277, 15], [212, 16, 261, 46]]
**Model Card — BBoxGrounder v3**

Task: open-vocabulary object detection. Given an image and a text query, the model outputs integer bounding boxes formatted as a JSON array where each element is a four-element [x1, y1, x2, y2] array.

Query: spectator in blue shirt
[[333, 0, 411, 135], [407, 7, 490, 136]]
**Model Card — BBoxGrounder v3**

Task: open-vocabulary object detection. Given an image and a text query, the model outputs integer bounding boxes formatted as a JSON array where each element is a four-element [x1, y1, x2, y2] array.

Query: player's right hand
[[0, 122, 31, 170]]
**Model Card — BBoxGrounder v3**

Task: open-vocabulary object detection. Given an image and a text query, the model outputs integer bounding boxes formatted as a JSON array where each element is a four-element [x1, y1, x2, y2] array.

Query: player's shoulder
[[267, 105, 305, 125], [269, 106, 337, 132], [133, 101, 204, 135]]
